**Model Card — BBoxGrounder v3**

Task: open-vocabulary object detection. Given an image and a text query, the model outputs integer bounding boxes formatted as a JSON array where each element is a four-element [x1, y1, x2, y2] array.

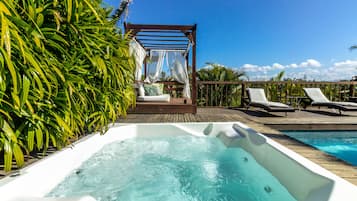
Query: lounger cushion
[[247, 88, 268, 102], [252, 101, 290, 108], [333, 101, 357, 107], [303, 88, 330, 102], [266, 101, 290, 108]]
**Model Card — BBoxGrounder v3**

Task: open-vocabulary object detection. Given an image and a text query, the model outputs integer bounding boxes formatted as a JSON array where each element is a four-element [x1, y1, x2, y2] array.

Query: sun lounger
[[303, 88, 357, 114], [246, 88, 295, 115]]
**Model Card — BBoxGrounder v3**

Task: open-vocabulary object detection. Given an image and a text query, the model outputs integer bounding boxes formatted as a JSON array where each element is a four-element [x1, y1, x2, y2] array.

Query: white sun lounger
[[303, 88, 357, 114], [246, 88, 295, 115]]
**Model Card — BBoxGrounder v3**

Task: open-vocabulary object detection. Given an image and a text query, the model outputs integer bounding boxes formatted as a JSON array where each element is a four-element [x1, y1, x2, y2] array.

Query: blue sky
[[104, 0, 357, 81]]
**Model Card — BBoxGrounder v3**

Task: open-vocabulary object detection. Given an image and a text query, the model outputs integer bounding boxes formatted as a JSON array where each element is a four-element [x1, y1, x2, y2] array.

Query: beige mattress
[[137, 94, 171, 102]]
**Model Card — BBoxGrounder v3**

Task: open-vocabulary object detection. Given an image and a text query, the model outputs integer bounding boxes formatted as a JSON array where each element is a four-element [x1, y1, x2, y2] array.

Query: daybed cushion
[[144, 83, 164, 96], [138, 83, 145, 97], [137, 94, 170, 102]]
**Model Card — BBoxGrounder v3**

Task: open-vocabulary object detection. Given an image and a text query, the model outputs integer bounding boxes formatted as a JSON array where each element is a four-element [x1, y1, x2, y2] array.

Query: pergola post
[[144, 56, 148, 79], [191, 24, 197, 114]]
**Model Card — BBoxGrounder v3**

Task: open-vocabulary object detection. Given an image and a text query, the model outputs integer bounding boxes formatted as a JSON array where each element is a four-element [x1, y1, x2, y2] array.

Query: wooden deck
[[119, 107, 357, 185]]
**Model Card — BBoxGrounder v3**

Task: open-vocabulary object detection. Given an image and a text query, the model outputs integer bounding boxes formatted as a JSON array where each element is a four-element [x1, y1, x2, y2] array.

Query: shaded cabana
[[125, 23, 197, 114]]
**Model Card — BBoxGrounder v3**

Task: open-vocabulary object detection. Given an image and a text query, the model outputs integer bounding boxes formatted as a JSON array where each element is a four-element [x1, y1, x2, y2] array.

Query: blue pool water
[[283, 130, 357, 166], [48, 136, 296, 201]]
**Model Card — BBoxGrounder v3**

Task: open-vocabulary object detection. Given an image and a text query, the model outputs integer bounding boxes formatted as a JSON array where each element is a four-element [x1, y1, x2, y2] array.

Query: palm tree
[[197, 62, 246, 81], [270, 71, 285, 81], [197, 63, 246, 106], [112, 0, 132, 21]]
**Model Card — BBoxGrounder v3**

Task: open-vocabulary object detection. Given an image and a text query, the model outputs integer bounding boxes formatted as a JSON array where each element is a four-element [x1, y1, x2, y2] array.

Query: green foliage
[[268, 71, 285, 101], [197, 63, 246, 106], [270, 71, 285, 82], [112, 0, 132, 20], [197, 63, 246, 81], [0, 0, 135, 171]]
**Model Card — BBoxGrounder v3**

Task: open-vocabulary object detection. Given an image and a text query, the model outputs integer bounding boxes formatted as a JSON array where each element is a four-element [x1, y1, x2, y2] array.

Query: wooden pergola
[[125, 23, 197, 114]]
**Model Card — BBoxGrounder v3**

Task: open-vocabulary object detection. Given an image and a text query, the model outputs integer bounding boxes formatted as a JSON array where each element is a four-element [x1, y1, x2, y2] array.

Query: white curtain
[[144, 50, 166, 83], [129, 39, 146, 81], [168, 51, 191, 98]]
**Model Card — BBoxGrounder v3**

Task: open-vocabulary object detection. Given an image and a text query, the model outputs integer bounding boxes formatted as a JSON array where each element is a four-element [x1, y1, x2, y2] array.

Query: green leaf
[[66, 0, 72, 22], [20, 75, 30, 109], [35, 128, 43, 150], [36, 13, 44, 26], [2, 120, 17, 142], [0, 48, 17, 93], [27, 129, 34, 152], [4, 140, 12, 172], [12, 143, 24, 167], [0, 2, 11, 15], [83, 0, 103, 24], [11, 91, 20, 110]]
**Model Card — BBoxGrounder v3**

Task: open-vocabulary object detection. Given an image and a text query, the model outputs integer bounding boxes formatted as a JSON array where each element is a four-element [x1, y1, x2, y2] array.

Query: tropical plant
[[197, 63, 246, 82], [268, 71, 285, 101], [0, 0, 135, 171], [197, 63, 246, 106], [112, 0, 132, 21]]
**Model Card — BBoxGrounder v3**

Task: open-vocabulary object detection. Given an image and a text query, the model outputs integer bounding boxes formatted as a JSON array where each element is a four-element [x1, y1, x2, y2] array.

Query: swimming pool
[[1, 123, 357, 201], [282, 130, 357, 166]]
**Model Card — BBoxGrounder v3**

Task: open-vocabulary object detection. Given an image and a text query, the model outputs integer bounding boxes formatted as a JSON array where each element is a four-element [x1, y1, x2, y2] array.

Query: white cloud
[[299, 59, 321, 68], [287, 60, 356, 81], [240, 59, 321, 73], [261, 65, 272, 71], [241, 64, 270, 73], [199, 58, 355, 81], [248, 74, 270, 81], [272, 63, 285, 70], [288, 63, 298, 68], [333, 60, 357, 68], [239, 59, 355, 81], [242, 64, 258, 70]]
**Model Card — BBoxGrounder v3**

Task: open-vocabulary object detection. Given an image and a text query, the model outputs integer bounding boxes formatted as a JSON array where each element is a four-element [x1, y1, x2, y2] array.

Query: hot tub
[[0, 122, 356, 201]]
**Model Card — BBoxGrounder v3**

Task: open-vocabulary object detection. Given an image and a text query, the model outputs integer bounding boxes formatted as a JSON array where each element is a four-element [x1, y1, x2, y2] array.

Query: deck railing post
[[349, 83, 355, 98], [285, 82, 289, 104], [240, 83, 246, 107]]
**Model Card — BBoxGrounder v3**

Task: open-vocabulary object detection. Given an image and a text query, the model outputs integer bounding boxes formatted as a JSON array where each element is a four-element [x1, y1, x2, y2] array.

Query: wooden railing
[[157, 81, 185, 98], [197, 81, 357, 107]]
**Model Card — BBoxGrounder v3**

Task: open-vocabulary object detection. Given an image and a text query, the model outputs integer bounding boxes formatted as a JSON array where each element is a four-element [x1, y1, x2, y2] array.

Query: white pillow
[[138, 83, 145, 96]]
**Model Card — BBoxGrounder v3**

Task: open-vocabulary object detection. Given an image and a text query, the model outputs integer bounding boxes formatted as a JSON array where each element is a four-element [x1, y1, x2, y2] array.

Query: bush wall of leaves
[[0, 0, 135, 171]]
